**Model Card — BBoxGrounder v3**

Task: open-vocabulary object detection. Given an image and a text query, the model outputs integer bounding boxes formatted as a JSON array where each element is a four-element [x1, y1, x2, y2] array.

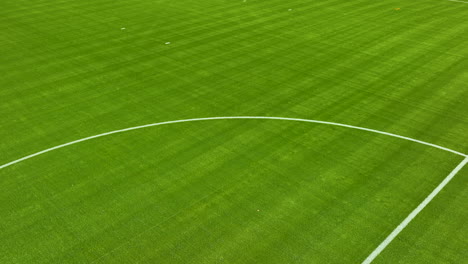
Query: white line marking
[[448, 0, 468, 3], [362, 156, 468, 264], [0, 116, 466, 170]]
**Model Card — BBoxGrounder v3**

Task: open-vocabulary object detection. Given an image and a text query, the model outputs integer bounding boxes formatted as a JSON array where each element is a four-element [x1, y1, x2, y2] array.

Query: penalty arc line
[[1, 116, 467, 262], [362, 156, 468, 264], [0, 116, 466, 170]]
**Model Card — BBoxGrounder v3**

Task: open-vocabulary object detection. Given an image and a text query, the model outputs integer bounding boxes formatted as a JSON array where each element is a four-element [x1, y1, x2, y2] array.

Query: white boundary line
[[1, 116, 467, 262], [362, 156, 468, 263], [448, 0, 468, 3], [0, 116, 466, 170]]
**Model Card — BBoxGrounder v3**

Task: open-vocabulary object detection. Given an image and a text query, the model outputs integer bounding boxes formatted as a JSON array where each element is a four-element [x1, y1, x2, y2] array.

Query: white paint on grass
[[448, 0, 468, 3], [165, 42, 171, 45], [362, 156, 468, 264], [2, 116, 467, 262], [121, 27, 126, 30], [0, 116, 466, 170]]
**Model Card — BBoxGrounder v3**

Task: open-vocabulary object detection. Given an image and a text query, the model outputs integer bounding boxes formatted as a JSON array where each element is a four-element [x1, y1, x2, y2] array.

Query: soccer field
[[1, 0, 467, 263]]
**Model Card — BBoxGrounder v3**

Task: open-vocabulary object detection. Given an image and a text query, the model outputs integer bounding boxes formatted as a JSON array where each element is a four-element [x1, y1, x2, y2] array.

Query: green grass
[[1, 0, 467, 263]]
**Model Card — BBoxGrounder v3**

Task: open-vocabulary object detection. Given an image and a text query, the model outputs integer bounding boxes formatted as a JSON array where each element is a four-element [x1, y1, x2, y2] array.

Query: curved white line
[[0, 116, 466, 170]]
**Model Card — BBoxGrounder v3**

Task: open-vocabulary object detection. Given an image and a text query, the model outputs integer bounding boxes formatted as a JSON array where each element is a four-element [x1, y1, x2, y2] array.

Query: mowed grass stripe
[[0, 119, 460, 262], [1, 0, 464, 157], [1, 14, 460, 167], [88, 135, 460, 262], [0, 0, 406, 93], [1, 0, 467, 263], [45, 128, 462, 262]]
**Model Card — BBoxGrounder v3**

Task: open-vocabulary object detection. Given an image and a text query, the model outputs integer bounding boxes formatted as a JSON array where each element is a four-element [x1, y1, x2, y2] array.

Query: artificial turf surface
[[1, 0, 467, 263]]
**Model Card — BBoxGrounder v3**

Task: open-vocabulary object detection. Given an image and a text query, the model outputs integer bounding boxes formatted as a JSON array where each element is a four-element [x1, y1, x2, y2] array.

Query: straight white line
[[448, 0, 468, 3], [0, 116, 466, 170], [362, 156, 468, 264]]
